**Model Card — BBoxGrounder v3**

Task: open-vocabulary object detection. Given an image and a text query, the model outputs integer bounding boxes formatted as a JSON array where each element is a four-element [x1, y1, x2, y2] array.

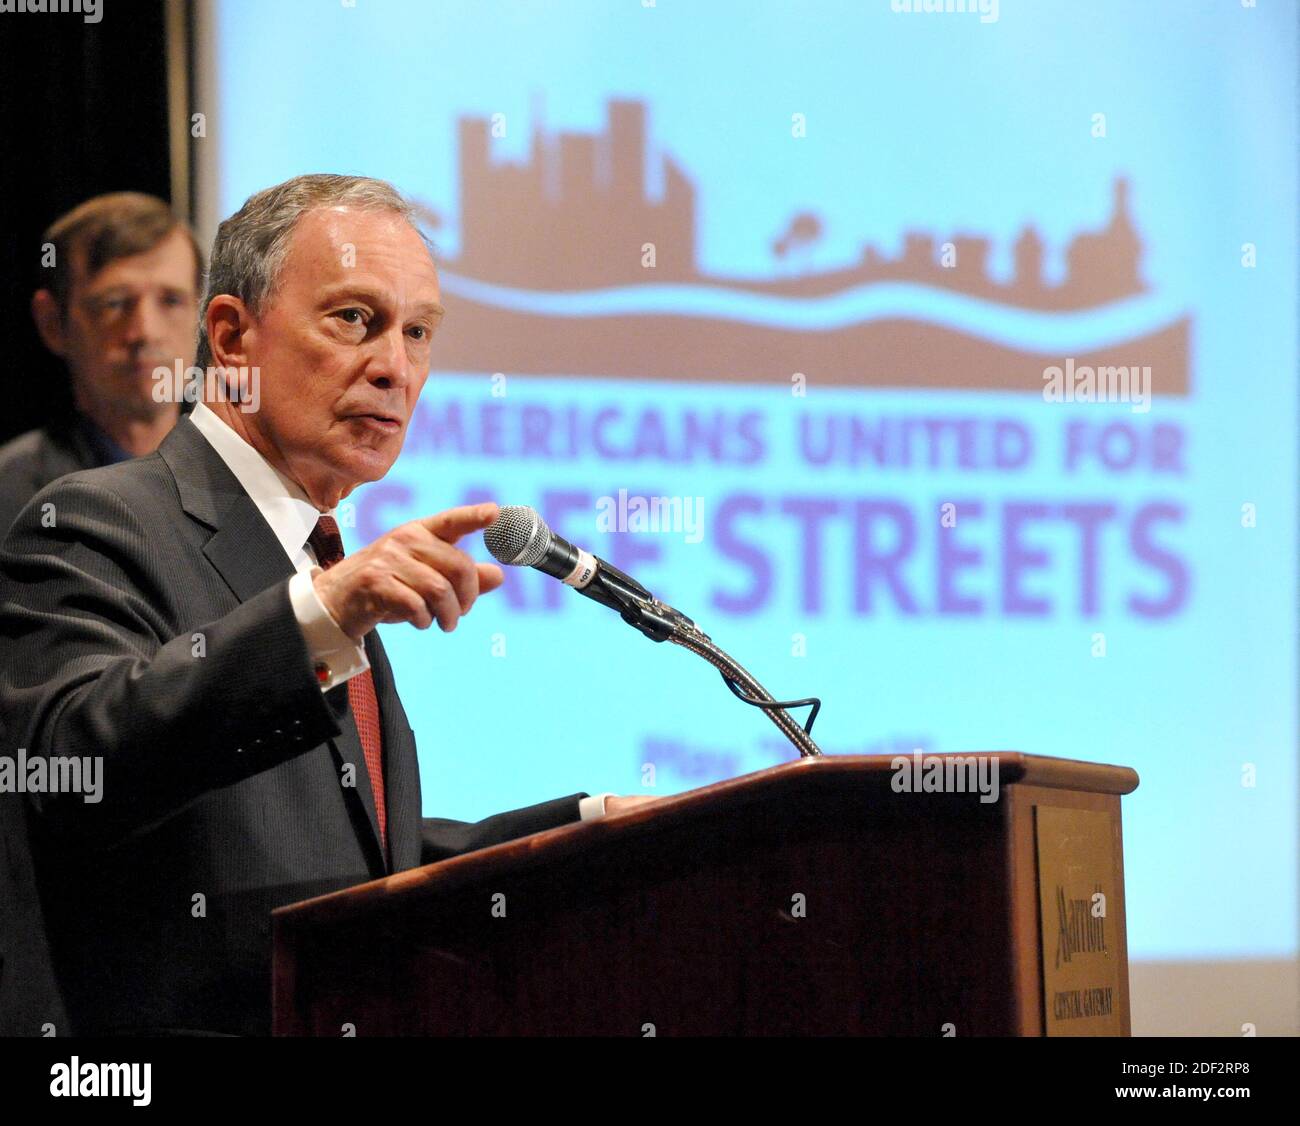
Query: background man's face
[[239, 207, 442, 502], [53, 228, 199, 420]]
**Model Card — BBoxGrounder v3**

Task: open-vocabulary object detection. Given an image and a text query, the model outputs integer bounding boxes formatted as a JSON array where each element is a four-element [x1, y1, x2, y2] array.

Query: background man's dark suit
[[0, 402, 192, 536], [0, 412, 117, 536], [0, 415, 586, 1035]]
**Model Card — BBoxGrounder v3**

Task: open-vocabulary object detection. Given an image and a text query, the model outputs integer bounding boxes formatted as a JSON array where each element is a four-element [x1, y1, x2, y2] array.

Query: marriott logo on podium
[[1054, 883, 1109, 969]]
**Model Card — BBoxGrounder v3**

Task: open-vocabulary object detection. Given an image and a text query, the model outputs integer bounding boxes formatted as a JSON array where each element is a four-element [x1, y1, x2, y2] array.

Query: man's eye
[[338, 309, 366, 326], [407, 325, 428, 341]]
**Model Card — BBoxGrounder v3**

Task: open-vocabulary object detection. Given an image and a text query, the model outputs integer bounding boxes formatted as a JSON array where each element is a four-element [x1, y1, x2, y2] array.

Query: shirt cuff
[[289, 567, 370, 691], [578, 792, 615, 821]]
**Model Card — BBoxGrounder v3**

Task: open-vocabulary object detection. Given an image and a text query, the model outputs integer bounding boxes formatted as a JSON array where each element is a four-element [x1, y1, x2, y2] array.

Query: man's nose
[[122, 295, 167, 348], [365, 324, 412, 390]]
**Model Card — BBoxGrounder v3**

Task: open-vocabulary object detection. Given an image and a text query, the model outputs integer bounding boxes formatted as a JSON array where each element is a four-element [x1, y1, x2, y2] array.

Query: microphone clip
[[587, 560, 698, 643]]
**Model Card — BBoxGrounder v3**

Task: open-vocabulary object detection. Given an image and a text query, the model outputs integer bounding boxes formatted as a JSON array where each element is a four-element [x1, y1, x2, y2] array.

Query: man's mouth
[[348, 412, 402, 434]]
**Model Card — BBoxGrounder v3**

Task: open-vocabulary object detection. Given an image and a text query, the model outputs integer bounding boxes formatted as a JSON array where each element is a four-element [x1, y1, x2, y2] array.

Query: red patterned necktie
[[307, 515, 387, 856]]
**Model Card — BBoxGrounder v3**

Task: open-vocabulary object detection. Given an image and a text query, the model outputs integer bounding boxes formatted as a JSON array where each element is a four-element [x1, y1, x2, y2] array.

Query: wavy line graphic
[[439, 271, 1186, 354]]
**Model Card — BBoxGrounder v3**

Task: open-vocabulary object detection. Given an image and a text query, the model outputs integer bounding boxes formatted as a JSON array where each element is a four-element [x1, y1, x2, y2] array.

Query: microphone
[[482, 505, 691, 641]]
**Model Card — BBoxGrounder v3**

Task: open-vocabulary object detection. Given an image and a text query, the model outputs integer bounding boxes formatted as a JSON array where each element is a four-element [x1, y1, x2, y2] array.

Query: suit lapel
[[202, 492, 299, 602], [157, 417, 390, 872]]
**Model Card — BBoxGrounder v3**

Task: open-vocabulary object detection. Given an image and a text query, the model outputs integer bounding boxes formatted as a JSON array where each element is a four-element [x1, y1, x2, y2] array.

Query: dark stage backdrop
[[0, 1, 172, 443]]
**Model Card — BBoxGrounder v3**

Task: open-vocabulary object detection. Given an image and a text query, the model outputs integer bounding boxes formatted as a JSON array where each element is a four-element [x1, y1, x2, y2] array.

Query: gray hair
[[195, 173, 431, 369]]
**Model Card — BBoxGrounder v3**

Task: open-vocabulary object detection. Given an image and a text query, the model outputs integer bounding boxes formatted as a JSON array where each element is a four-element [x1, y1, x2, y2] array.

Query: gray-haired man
[[0, 174, 653, 1036]]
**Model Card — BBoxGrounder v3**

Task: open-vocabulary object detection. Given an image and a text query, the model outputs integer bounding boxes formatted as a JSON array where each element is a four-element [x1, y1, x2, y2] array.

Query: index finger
[[419, 502, 500, 544]]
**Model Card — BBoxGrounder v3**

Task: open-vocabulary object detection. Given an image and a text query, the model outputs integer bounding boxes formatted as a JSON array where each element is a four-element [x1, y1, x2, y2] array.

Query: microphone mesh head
[[483, 505, 551, 566]]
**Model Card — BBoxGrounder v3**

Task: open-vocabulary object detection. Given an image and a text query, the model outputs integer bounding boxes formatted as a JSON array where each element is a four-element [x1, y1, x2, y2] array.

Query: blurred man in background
[[0, 191, 201, 1035], [0, 192, 203, 533]]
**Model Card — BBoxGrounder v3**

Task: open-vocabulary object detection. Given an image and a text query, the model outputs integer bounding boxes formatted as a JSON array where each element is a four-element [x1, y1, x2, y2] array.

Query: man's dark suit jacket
[[0, 416, 586, 1036], [0, 402, 195, 535], [0, 414, 105, 537]]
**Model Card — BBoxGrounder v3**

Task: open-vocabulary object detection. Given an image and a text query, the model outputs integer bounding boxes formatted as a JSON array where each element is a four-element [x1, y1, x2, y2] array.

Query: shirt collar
[[188, 400, 327, 565]]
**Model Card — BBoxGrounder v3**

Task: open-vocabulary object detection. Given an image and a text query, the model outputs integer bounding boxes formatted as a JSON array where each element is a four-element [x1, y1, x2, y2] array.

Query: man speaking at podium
[[0, 174, 649, 1036]]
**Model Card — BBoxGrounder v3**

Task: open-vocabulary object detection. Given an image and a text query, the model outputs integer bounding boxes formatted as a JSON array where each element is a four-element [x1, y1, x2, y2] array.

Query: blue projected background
[[202, 0, 1297, 963]]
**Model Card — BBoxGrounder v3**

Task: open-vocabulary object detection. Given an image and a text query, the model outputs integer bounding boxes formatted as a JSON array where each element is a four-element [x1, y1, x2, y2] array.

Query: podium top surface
[[272, 752, 1137, 930]]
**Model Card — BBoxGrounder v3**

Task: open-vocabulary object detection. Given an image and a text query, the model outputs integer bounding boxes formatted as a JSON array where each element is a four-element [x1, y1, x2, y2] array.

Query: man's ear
[[31, 289, 66, 357], [205, 295, 253, 368]]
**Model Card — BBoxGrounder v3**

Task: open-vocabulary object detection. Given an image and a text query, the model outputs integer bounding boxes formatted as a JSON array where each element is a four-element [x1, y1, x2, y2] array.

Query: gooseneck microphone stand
[[586, 560, 825, 759]]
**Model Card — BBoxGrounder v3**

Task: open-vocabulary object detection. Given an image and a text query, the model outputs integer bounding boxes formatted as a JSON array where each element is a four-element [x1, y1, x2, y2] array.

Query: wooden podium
[[272, 753, 1137, 1036]]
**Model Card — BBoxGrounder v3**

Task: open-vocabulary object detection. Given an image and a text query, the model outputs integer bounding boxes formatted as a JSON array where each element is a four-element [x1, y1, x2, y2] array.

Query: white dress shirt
[[187, 402, 612, 821]]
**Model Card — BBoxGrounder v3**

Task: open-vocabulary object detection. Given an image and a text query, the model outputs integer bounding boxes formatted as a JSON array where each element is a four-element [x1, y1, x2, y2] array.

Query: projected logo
[[432, 99, 1189, 394]]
